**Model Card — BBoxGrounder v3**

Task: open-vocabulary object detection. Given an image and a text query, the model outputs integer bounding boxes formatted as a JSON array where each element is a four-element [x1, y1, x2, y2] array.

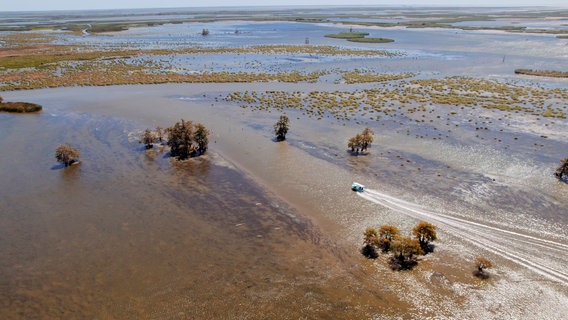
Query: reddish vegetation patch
[[0, 45, 62, 58]]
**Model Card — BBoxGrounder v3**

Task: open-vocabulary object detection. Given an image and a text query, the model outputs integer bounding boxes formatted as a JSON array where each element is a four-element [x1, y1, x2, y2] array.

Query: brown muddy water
[[0, 86, 407, 319], [2, 83, 568, 319]]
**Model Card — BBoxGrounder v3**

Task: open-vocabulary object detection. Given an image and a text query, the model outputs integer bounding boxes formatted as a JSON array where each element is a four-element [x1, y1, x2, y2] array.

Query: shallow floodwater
[[2, 7, 568, 319], [3, 81, 567, 318], [0, 103, 411, 318]]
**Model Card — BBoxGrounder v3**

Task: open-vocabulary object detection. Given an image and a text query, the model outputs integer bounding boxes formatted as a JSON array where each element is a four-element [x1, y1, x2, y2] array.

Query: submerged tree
[[390, 237, 423, 270], [348, 127, 374, 155], [155, 126, 164, 143], [412, 221, 437, 253], [378, 225, 400, 252], [194, 123, 210, 156], [166, 119, 209, 160], [55, 143, 81, 167], [362, 227, 380, 259], [360, 127, 374, 152], [140, 129, 156, 149], [348, 134, 363, 154], [167, 119, 195, 160], [274, 115, 290, 141], [555, 157, 568, 182], [474, 257, 493, 279]]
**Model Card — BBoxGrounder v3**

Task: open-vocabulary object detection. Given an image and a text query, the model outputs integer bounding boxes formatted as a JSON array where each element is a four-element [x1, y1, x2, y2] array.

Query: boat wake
[[359, 189, 568, 285]]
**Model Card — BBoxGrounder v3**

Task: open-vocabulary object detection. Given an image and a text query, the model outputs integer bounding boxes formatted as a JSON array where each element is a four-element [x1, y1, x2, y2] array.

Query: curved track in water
[[359, 189, 568, 285]]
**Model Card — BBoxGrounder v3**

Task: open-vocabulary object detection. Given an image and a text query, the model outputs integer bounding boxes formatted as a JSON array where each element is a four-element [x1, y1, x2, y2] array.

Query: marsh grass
[[0, 35, 399, 90], [325, 32, 369, 39], [348, 37, 394, 43], [325, 32, 394, 44], [342, 71, 414, 84], [225, 77, 568, 124], [515, 69, 568, 78], [0, 102, 42, 113]]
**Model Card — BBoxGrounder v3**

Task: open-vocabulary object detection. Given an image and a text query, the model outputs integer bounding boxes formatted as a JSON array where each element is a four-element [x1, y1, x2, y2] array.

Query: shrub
[[474, 257, 493, 279], [55, 143, 80, 167]]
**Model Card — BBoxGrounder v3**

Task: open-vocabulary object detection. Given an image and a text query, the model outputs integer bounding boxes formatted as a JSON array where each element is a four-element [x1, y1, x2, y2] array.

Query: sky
[[1, 0, 566, 12]]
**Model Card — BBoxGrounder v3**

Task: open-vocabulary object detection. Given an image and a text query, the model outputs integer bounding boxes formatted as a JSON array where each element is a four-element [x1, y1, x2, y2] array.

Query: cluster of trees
[[362, 221, 437, 270], [348, 127, 374, 155], [362, 222, 495, 278], [54, 119, 210, 168], [140, 119, 209, 160], [555, 157, 568, 182], [140, 126, 164, 149]]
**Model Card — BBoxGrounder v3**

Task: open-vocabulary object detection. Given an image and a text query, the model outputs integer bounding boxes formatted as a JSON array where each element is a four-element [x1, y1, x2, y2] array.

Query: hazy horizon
[[1, 1, 567, 12]]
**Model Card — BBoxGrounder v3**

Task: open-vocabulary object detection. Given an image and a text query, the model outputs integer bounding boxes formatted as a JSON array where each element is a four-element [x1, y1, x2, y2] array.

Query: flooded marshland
[[1, 6, 568, 319], [0, 94, 412, 318]]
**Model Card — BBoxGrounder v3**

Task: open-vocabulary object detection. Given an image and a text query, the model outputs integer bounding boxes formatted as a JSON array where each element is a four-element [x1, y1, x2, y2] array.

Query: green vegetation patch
[[342, 71, 414, 84], [347, 37, 394, 43], [325, 31, 394, 44], [225, 77, 568, 123], [515, 69, 568, 78], [0, 102, 42, 113], [325, 32, 369, 39]]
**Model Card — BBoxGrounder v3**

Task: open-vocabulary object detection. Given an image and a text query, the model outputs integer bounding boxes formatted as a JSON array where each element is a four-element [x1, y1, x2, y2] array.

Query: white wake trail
[[359, 189, 568, 285]]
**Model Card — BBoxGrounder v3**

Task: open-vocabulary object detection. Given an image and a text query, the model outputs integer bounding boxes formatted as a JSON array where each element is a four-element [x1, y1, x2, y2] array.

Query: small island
[[0, 96, 42, 113], [325, 31, 394, 43], [514, 69, 568, 78]]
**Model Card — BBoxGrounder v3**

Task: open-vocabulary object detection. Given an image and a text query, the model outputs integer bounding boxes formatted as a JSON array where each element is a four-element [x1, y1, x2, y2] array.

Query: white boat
[[351, 182, 365, 192]]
